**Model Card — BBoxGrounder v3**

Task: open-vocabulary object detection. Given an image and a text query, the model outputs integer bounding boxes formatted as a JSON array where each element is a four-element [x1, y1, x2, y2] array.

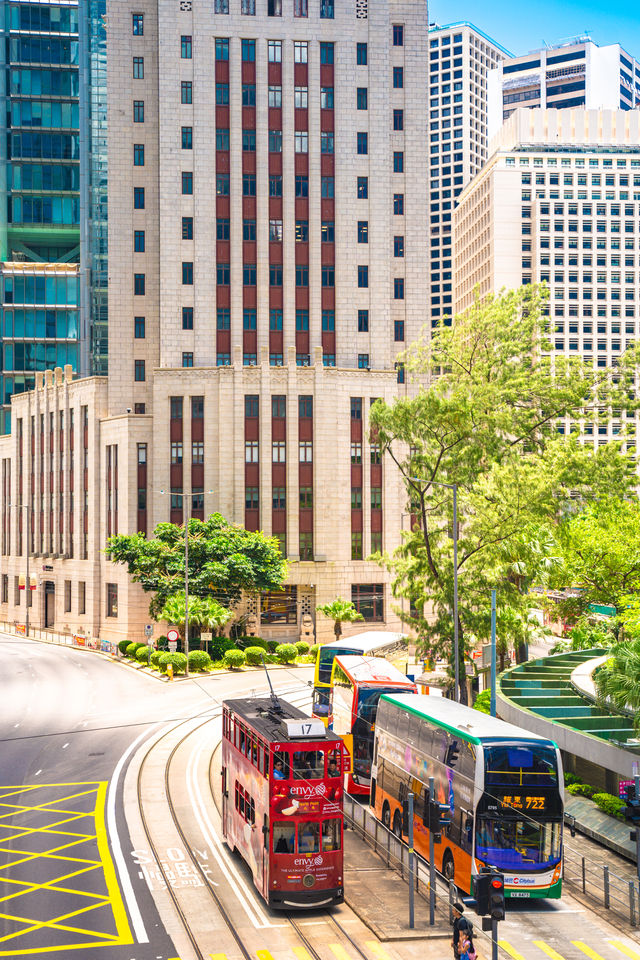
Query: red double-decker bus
[[330, 656, 417, 796], [221, 696, 349, 909]]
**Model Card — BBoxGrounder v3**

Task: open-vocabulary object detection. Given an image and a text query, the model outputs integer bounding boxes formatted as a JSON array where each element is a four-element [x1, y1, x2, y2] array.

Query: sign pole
[[429, 776, 436, 925], [490, 589, 497, 717], [492, 917, 498, 960], [408, 791, 415, 929], [634, 762, 640, 884]]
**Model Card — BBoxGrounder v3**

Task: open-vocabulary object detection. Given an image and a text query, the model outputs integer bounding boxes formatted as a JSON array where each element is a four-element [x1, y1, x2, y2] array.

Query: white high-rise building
[[427, 21, 509, 326], [454, 107, 640, 451], [488, 37, 640, 140]]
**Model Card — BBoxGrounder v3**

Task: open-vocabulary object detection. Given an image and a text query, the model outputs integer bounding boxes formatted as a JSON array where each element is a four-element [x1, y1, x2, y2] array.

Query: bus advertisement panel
[[221, 697, 350, 909], [330, 655, 417, 795], [311, 631, 406, 722], [371, 694, 563, 899]]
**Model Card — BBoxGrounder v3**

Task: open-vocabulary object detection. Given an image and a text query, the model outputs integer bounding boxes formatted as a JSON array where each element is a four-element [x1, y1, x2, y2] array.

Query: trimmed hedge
[[564, 772, 583, 787], [295, 641, 310, 656], [275, 643, 297, 664], [306, 645, 320, 662], [472, 690, 491, 714], [118, 639, 131, 654], [188, 650, 212, 672], [211, 637, 236, 661], [150, 650, 163, 667], [267, 639, 280, 653], [592, 792, 626, 821], [237, 636, 269, 651], [224, 648, 246, 669], [245, 646, 267, 666], [125, 641, 146, 658], [159, 652, 188, 675], [135, 645, 151, 662], [567, 783, 596, 799]]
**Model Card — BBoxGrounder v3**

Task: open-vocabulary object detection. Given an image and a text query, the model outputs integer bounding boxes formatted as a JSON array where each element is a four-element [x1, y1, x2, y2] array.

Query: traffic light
[[472, 871, 491, 916], [402, 799, 409, 835], [623, 785, 640, 825], [445, 740, 460, 768], [489, 872, 505, 921], [428, 798, 452, 842]]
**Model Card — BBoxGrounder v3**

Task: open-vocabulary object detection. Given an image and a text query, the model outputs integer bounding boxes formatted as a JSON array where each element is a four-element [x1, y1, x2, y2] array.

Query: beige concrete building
[[0, 0, 430, 645], [427, 21, 508, 327], [454, 107, 640, 448]]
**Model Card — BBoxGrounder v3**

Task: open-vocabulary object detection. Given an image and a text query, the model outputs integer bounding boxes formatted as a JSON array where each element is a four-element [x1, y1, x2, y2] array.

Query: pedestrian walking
[[451, 902, 476, 960]]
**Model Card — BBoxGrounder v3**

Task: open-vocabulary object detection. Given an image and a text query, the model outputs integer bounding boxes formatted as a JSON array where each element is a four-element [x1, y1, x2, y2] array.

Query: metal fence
[[345, 795, 640, 929]]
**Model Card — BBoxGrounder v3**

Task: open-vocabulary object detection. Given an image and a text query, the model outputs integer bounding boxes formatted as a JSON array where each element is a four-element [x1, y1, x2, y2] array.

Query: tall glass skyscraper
[[0, 1, 107, 432]]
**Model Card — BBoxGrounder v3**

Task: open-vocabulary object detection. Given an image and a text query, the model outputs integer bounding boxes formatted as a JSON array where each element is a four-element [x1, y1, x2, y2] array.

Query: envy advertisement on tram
[[221, 697, 350, 909]]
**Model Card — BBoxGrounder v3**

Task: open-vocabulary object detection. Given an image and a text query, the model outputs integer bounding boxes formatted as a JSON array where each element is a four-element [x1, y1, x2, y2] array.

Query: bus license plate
[[510, 891, 530, 898]]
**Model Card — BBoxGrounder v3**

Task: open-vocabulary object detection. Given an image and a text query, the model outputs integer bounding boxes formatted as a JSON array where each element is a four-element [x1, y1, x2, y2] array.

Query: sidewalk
[[566, 794, 637, 863]]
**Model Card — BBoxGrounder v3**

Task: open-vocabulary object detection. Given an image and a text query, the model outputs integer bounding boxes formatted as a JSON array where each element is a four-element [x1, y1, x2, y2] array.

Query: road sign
[[201, 631, 212, 646], [167, 628, 180, 643], [144, 624, 153, 638], [168, 641, 178, 653]]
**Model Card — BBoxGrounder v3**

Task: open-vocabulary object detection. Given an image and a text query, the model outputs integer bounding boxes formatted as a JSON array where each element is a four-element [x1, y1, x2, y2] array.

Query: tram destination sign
[[281, 718, 326, 739]]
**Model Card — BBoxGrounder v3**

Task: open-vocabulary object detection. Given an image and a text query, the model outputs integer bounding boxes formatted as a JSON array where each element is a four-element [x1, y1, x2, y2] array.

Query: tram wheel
[[442, 851, 455, 882], [382, 803, 391, 830], [392, 810, 403, 839]]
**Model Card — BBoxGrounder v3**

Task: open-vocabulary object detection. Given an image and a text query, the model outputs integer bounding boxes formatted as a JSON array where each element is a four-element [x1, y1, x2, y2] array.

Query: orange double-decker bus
[[330, 656, 417, 795], [221, 697, 350, 908]]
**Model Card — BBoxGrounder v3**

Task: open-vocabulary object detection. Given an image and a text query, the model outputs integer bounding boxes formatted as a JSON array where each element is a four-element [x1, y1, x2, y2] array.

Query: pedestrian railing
[[562, 842, 640, 927]]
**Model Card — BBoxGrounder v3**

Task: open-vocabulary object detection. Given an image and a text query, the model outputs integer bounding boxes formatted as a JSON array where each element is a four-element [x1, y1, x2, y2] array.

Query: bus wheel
[[442, 851, 455, 882], [382, 803, 391, 830], [392, 810, 403, 839]]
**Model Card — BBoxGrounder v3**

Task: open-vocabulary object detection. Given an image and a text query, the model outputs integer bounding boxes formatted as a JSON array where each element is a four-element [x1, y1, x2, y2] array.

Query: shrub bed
[[211, 637, 236, 661], [135, 645, 151, 662], [150, 650, 163, 668], [159, 652, 188, 675], [295, 641, 310, 656], [275, 643, 297, 664], [564, 772, 583, 787], [118, 639, 130, 655], [188, 650, 212, 672], [224, 648, 246, 669], [306, 645, 320, 662], [245, 646, 267, 666], [566, 783, 596, 799], [267, 640, 280, 653], [125, 641, 145, 658], [592, 792, 626, 820]]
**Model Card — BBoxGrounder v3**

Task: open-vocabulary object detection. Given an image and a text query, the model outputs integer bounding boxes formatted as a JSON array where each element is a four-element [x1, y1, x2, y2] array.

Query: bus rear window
[[484, 744, 557, 787]]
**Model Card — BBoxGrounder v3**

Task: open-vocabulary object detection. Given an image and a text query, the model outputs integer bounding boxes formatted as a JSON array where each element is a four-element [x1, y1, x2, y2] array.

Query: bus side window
[[273, 821, 294, 853]]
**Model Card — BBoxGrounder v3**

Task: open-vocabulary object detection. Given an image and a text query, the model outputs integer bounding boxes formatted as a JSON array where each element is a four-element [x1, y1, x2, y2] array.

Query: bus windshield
[[317, 646, 360, 684], [476, 819, 561, 869], [484, 744, 558, 787], [355, 688, 385, 724]]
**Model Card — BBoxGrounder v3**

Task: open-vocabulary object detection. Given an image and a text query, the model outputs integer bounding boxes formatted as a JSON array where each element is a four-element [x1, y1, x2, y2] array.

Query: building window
[[170, 397, 183, 419], [393, 24, 404, 46], [352, 583, 383, 621], [242, 83, 255, 105], [243, 173, 256, 196], [182, 307, 194, 330], [133, 144, 145, 166], [351, 442, 362, 464], [106, 583, 118, 618], [321, 87, 334, 109], [243, 264, 257, 286], [357, 87, 368, 110], [296, 310, 309, 332], [192, 396, 204, 419], [192, 441, 204, 464], [357, 354, 369, 369], [217, 218, 230, 240], [242, 38, 256, 61], [358, 310, 369, 332], [217, 263, 230, 285], [133, 101, 145, 125], [271, 264, 283, 286], [246, 487, 259, 510], [321, 266, 334, 287], [294, 220, 307, 242], [134, 187, 145, 209], [299, 441, 313, 463], [215, 38, 229, 60], [357, 132, 368, 155], [295, 265, 308, 287], [241, 0, 255, 12], [322, 309, 335, 331], [351, 532, 363, 560], [134, 273, 145, 295], [294, 41, 308, 63], [358, 265, 369, 288], [182, 352, 194, 367], [300, 533, 314, 561], [393, 66, 404, 88], [320, 0, 334, 18], [216, 128, 230, 150], [321, 221, 334, 242], [171, 441, 183, 464], [133, 57, 144, 79], [261, 586, 297, 624], [132, 13, 144, 34], [134, 230, 145, 252], [182, 172, 193, 194], [134, 316, 145, 339], [245, 441, 259, 463], [269, 309, 283, 331], [299, 486, 313, 508], [182, 217, 193, 240], [295, 131, 308, 153], [134, 360, 145, 381], [182, 81, 193, 103], [320, 42, 334, 64], [294, 86, 308, 108], [294, 0, 308, 15], [272, 395, 286, 418], [323, 353, 336, 367], [357, 177, 368, 199], [269, 129, 282, 152], [393, 109, 404, 131], [299, 395, 313, 418], [357, 42, 367, 65], [182, 126, 193, 149], [217, 174, 230, 196], [358, 221, 368, 243], [351, 487, 362, 509], [394, 319, 405, 341], [79, 581, 86, 615], [295, 175, 308, 198], [394, 151, 404, 173], [321, 132, 334, 154], [182, 262, 193, 285], [268, 40, 282, 62], [272, 441, 286, 463], [394, 236, 404, 257], [351, 398, 362, 419], [268, 0, 282, 14], [217, 308, 230, 330], [396, 362, 405, 384], [394, 193, 404, 214], [245, 394, 259, 418], [181, 35, 192, 59], [394, 278, 405, 299]]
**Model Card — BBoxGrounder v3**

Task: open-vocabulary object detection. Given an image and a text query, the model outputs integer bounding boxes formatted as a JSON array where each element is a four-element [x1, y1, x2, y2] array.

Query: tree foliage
[[370, 285, 637, 701], [316, 598, 364, 638], [595, 639, 640, 729], [106, 513, 287, 619]]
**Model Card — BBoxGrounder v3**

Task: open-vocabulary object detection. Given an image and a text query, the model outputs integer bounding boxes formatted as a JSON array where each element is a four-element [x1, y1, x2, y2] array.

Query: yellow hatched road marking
[[499, 942, 527, 960], [257, 951, 276, 960], [211, 954, 228, 960], [366, 942, 394, 960], [572, 943, 607, 960], [329, 944, 352, 960], [533, 941, 566, 960], [609, 942, 640, 960], [293, 947, 314, 960]]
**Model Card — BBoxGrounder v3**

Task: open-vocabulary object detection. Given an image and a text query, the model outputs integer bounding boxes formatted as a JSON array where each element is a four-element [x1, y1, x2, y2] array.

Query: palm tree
[[316, 598, 364, 639], [158, 592, 232, 652], [594, 639, 640, 729], [199, 597, 233, 649]]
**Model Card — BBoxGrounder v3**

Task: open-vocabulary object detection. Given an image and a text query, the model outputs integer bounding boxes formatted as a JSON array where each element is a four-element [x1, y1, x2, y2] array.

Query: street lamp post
[[160, 489, 191, 678], [10, 502, 31, 638], [409, 477, 459, 703]]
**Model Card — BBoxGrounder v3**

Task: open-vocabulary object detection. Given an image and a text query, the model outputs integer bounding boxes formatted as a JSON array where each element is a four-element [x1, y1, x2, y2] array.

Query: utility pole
[[490, 589, 497, 717], [408, 791, 415, 929], [184, 498, 190, 677], [429, 776, 436, 925], [635, 762, 640, 883], [11, 503, 30, 637]]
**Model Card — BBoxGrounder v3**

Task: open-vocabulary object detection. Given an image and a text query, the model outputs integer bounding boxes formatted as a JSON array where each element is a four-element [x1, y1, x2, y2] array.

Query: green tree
[[551, 499, 640, 624], [156, 593, 232, 652], [370, 285, 637, 703], [594, 639, 640, 729], [106, 513, 287, 620], [316, 598, 364, 639]]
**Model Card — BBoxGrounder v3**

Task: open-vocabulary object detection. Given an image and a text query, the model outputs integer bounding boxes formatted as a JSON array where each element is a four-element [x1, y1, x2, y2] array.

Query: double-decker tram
[[221, 697, 350, 908], [311, 630, 406, 722], [371, 694, 563, 899], [330, 655, 417, 795]]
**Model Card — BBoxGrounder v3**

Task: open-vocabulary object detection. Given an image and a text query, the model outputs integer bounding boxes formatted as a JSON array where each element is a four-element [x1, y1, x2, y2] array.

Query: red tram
[[221, 697, 350, 909]]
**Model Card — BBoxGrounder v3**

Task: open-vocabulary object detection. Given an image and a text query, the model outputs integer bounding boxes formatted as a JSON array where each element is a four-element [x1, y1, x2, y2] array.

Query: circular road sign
[[167, 628, 180, 643]]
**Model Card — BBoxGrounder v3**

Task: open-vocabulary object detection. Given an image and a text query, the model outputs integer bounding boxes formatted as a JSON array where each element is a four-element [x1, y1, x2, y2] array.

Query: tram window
[[298, 822, 320, 853], [238, 725, 245, 753], [293, 750, 324, 779], [273, 752, 290, 779], [327, 750, 341, 777], [322, 818, 341, 851], [273, 821, 295, 853], [252, 739, 258, 765]]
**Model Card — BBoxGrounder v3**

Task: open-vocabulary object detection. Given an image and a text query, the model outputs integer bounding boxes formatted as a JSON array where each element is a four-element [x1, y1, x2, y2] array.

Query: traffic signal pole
[[492, 918, 498, 960], [408, 791, 415, 930], [635, 764, 640, 884], [429, 776, 436, 925]]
